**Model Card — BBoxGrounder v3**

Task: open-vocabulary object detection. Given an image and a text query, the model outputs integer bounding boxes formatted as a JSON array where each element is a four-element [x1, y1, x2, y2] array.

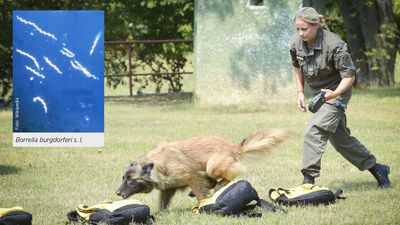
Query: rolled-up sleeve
[[290, 48, 299, 68], [333, 42, 356, 78], [289, 37, 300, 68]]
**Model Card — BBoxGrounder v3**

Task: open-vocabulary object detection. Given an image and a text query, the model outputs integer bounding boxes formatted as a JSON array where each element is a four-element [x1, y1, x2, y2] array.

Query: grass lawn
[[1, 87, 400, 225]]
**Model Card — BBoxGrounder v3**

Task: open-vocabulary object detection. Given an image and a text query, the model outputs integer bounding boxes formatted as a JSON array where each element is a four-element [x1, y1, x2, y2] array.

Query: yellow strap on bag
[[269, 184, 343, 206], [0, 207, 25, 217], [76, 199, 144, 220], [270, 184, 330, 200]]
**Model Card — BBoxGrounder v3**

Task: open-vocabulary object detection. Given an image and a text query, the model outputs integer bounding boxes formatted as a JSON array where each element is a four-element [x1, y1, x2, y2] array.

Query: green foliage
[[324, 0, 346, 40], [325, 0, 399, 86], [363, 22, 399, 83], [0, 1, 15, 105], [104, 46, 128, 89], [394, 0, 400, 17], [104, 0, 193, 94], [365, 23, 399, 63]]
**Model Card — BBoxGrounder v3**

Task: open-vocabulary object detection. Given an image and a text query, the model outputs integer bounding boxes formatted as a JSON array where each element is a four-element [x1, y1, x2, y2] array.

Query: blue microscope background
[[13, 11, 104, 132]]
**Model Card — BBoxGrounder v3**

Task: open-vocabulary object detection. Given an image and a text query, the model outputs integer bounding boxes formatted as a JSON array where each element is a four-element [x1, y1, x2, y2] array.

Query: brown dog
[[116, 129, 288, 211]]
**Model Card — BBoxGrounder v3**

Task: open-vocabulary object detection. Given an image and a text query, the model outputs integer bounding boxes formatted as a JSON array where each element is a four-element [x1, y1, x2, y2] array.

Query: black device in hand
[[308, 91, 326, 113]]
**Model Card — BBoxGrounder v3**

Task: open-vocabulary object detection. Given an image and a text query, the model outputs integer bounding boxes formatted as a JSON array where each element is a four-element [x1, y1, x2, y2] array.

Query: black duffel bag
[[269, 184, 345, 206], [67, 199, 153, 225], [0, 207, 32, 225], [192, 180, 286, 217]]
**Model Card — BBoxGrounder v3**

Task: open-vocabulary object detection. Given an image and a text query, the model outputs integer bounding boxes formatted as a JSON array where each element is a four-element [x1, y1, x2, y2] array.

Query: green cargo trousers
[[301, 102, 377, 178]]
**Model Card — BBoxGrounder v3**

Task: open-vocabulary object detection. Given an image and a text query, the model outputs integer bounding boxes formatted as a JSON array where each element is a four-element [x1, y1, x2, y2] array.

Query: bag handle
[[257, 198, 287, 213], [236, 198, 287, 218], [334, 189, 346, 200]]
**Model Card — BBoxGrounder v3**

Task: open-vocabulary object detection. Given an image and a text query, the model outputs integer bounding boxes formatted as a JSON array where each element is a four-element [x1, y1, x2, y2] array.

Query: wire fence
[[104, 39, 193, 96]]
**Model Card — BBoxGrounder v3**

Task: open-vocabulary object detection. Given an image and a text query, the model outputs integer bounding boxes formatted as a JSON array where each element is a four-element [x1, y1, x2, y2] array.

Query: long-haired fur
[[116, 129, 289, 211]]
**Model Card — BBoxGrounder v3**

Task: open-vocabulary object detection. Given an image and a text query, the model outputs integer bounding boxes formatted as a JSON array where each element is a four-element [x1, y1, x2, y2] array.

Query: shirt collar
[[314, 28, 323, 50], [301, 28, 323, 56]]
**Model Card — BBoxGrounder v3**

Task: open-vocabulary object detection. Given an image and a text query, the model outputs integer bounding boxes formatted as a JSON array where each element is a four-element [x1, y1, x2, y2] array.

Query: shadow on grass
[[0, 164, 22, 176], [330, 180, 379, 192], [105, 92, 193, 106]]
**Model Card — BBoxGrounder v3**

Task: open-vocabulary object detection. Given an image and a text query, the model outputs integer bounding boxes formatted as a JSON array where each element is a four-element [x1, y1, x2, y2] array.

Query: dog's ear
[[140, 162, 154, 177]]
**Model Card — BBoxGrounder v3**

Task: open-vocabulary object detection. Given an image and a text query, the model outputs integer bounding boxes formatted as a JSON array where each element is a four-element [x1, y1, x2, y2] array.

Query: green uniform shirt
[[289, 28, 356, 93]]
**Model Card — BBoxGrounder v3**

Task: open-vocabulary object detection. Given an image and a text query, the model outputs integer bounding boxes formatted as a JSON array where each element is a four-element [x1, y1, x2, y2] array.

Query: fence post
[[128, 43, 133, 96]]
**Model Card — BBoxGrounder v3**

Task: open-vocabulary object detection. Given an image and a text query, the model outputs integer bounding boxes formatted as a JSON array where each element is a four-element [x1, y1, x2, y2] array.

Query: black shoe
[[369, 163, 391, 188], [302, 175, 315, 184]]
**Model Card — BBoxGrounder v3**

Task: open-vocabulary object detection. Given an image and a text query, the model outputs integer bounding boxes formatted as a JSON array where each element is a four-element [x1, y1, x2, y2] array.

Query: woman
[[289, 7, 390, 188]]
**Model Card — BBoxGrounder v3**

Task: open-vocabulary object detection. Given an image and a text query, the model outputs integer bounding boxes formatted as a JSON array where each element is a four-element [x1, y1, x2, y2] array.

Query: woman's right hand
[[297, 91, 307, 112]]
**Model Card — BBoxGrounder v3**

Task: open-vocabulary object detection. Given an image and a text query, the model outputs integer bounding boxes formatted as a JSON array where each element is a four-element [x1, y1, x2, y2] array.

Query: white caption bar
[[13, 132, 104, 147]]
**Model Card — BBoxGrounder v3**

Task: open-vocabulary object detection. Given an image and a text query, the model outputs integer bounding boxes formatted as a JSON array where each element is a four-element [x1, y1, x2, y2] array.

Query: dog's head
[[116, 161, 155, 199]]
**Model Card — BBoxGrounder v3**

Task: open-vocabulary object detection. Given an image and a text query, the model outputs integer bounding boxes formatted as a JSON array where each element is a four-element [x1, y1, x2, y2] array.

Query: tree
[[302, 0, 326, 15], [337, 0, 398, 87], [104, 0, 193, 94], [0, 0, 13, 105], [304, 0, 399, 87]]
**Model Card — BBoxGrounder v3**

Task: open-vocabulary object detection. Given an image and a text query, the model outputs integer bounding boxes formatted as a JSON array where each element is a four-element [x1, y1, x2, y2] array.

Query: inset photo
[[13, 10, 104, 147]]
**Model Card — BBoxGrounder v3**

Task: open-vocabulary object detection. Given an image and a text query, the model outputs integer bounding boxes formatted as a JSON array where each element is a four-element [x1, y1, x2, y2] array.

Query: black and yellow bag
[[268, 184, 345, 206], [66, 199, 153, 225], [0, 207, 32, 225], [192, 180, 286, 217]]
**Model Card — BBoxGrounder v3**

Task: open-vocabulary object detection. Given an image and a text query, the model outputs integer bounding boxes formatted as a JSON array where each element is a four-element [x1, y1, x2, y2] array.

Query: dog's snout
[[116, 189, 122, 196]]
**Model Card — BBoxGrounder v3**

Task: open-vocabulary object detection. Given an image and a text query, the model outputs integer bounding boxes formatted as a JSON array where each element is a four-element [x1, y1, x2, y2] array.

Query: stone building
[[193, 0, 300, 105]]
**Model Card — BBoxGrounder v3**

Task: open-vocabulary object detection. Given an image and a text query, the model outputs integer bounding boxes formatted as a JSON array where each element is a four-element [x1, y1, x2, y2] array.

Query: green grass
[[1, 88, 400, 225]]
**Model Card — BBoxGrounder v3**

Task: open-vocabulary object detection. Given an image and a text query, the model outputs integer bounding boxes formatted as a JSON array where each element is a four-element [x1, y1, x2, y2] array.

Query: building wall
[[194, 0, 300, 105]]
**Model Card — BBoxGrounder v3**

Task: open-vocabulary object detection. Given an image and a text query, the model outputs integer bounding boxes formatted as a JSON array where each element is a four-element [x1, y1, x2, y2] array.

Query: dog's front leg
[[188, 175, 217, 197], [159, 188, 176, 211], [189, 176, 215, 201]]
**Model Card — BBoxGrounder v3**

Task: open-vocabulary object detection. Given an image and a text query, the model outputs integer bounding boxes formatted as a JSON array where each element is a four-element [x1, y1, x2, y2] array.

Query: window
[[249, 0, 264, 6]]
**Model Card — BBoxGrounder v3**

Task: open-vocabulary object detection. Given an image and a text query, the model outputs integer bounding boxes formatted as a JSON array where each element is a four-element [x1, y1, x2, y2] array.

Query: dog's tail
[[240, 129, 289, 157]]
